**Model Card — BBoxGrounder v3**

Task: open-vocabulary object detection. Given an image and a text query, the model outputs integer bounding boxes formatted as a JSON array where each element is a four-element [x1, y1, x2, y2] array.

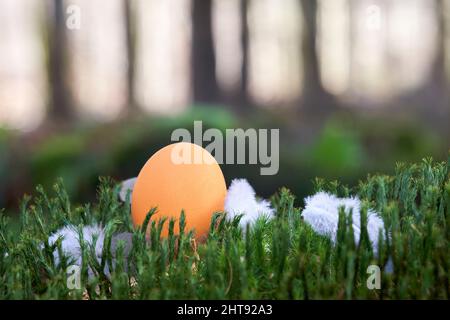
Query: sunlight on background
[[350, 0, 391, 103], [133, 0, 191, 114], [212, 0, 242, 93], [318, 0, 350, 96], [248, 0, 303, 107], [386, 0, 437, 93], [0, 0, 447, 130], [319, 0, 437, 105], [0, 0, 47, 132], [66, 0, 128, 121]]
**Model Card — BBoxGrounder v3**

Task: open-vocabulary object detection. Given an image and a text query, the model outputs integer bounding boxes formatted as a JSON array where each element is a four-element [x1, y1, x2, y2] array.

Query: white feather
[[119, 178, 137, 202], [224, 178, 274, 227], [302, 191, 385, 253], [47, 224, 106, 278]]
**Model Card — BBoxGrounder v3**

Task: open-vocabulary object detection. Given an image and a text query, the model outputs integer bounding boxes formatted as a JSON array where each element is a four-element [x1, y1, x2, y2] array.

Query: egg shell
[[131, 142, 227, 239]]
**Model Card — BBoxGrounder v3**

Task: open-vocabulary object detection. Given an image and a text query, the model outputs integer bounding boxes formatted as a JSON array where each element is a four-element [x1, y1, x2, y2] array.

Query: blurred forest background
[[0, 0, 449, 215]]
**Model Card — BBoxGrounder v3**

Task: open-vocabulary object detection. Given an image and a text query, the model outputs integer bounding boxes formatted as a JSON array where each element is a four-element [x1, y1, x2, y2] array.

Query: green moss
[[0, 157, 449, 299]]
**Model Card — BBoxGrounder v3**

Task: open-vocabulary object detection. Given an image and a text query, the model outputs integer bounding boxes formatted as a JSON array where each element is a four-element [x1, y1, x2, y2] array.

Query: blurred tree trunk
[[418, 0, 448, 100], [191, 0, 219, 104], [47, 0, 73, 122], [227, 0, 251, 111], [123, 0, 136, 111], [429, 0, 448, 93], [238, 0, 250, 106], [422, 0, 449, 134], [299, 0, 336, 116]]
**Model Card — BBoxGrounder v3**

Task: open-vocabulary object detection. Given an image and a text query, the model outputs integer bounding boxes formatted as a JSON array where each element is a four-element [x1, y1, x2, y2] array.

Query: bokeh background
[[0, 0, 449, 215]]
